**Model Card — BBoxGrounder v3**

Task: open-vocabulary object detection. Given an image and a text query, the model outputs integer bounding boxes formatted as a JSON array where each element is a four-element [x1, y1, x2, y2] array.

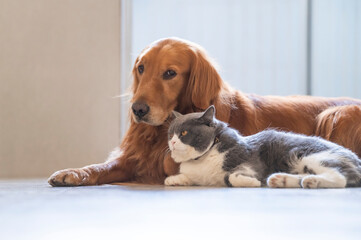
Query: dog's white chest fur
[[179, 148, 227, 186]]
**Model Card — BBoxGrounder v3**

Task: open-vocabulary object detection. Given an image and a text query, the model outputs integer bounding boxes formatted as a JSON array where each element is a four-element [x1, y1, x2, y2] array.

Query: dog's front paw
[[164, 174, 192, 186], [48, 168, 92, 187]]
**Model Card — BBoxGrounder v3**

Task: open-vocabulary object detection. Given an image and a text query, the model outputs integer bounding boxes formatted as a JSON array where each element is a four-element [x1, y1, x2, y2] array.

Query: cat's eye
[[181, 131, 188, 136]]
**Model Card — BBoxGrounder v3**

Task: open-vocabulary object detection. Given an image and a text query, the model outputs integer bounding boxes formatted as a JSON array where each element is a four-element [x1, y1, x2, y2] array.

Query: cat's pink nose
[[171, 140, 176, 146]]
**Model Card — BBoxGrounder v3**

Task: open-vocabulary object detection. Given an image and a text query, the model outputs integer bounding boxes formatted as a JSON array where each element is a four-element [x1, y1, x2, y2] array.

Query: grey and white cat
[[165, 105, 361, 188]]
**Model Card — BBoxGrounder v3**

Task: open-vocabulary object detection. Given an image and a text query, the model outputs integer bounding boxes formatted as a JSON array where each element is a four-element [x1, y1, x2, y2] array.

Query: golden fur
[[48, 38, 361, 186]]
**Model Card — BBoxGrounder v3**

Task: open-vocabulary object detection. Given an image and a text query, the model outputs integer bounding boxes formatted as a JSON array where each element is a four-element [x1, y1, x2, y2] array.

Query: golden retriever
[[48, 37, 361, 186]]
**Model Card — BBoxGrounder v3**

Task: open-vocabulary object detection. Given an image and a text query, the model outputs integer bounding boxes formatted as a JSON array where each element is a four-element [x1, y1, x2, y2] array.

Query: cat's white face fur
[[168, 135, 211, 163]]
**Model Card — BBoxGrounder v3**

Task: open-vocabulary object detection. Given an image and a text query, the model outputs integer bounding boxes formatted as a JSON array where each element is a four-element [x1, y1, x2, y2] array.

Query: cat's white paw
[[229, 173, 261, 187], [301, 176, 320, 189], [267, 173, 287, 188], [164, 174, 192, 186], [267, 173, 303, 188], [164, 176, 178, 186]]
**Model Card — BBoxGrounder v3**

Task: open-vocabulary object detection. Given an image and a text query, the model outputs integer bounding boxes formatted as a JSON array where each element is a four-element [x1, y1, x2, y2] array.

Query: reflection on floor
[[1, 179, 361, 240]]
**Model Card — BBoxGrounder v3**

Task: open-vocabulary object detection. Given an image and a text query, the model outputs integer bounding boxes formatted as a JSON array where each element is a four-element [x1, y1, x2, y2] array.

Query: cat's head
[[168, 105, 218, 163]]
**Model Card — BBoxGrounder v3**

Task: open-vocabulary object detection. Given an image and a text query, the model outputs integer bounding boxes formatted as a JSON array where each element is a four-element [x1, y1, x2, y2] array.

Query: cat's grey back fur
[[214, 122, 361, 186]]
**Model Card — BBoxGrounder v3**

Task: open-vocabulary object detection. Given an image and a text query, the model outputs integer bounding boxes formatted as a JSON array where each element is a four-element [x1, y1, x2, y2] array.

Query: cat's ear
[[172, 111, 183, 119], [200, 105, 216, 125]]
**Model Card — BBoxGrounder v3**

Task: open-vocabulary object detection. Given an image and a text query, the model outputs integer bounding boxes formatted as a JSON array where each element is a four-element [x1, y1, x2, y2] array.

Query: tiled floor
[[1, 179, 361, 240]]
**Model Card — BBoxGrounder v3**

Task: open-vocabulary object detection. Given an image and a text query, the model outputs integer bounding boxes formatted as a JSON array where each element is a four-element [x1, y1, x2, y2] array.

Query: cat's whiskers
[[161, 145, 171, 155]]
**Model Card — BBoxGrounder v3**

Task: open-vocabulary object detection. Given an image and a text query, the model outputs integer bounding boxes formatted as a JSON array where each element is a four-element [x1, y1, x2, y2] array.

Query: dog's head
[[131, 37, 223, 126]]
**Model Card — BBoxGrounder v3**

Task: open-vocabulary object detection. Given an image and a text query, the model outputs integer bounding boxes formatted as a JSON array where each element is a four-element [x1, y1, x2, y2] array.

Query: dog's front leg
[[163, 153, 180, 177], [48, 148, 134, 186]]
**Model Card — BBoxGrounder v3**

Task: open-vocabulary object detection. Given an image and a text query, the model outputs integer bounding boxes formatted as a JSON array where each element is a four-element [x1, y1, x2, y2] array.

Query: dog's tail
[[315, 105, 361, 158]]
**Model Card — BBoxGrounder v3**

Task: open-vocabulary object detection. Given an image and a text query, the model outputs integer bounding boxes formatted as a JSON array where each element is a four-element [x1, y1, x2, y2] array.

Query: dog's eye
[[163, 70, 177, 80], [138, 65, 144, 74]]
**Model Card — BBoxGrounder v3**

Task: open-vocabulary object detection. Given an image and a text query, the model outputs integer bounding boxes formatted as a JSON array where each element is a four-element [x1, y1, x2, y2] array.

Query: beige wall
[[0, 0, 121, 178]]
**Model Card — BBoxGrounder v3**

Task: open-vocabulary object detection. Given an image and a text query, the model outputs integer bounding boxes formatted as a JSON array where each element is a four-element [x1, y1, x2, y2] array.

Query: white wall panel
[[312, 0, 361, 98]]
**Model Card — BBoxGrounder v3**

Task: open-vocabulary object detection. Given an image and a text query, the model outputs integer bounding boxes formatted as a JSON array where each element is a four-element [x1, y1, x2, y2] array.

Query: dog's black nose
[[132, 102, 150, 119]]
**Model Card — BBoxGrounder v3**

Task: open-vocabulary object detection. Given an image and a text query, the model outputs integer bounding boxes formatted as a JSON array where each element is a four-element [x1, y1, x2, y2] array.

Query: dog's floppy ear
[[187, 47, 222, 110]]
